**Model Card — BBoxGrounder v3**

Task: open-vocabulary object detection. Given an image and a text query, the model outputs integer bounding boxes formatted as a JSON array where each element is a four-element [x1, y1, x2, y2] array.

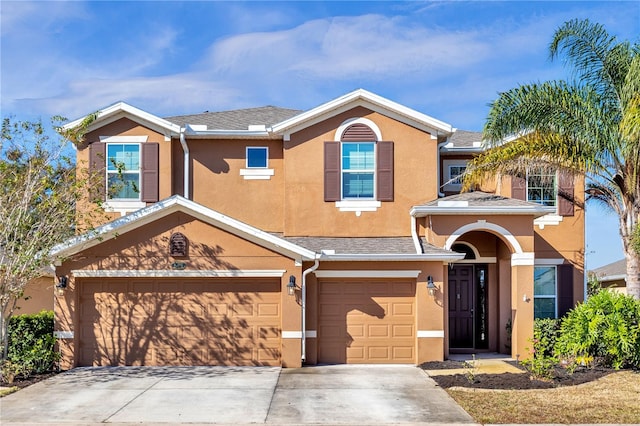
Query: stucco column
[[281, 273, 303, 367], [510, 253, 535, 360], [416, 265, 446, 363]]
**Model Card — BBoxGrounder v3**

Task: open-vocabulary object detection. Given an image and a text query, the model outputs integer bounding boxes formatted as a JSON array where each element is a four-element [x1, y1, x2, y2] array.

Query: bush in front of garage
[[1, 310, 59, 383]]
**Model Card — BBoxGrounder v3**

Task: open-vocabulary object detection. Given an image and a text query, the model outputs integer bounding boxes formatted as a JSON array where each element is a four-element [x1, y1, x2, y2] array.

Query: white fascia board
[[184, 127, 275, 139], [52, 195, 316, 261], [410, 205, 555, 218], [63, 102, 181, 136], [599, 274, 626, 283], [320, 253, 465, 262], [72, 269, 287, 278], [270, 89, 454, 137]]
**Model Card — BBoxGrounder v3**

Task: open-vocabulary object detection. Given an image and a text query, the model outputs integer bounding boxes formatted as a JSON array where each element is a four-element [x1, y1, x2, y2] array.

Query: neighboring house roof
[[590, 259, 626, 283], [165, 106, 302, 130], [282, 236, 464, 261], [442, 130, 484, 152], [410, 191, 555, 217], [52, 195, 317, 262], [270, 88, 455, 140]]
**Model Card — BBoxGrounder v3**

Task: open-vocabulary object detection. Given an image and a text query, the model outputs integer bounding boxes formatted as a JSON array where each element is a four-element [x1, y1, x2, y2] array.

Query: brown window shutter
[[88, 142, 106, 202], [141, 143, 159, 202], [557, 264, 574, 317], [557, 171, 575, 216], [324, 142, 341, 201], [377, 141, 394, 202], [511, 175, 526, 200]]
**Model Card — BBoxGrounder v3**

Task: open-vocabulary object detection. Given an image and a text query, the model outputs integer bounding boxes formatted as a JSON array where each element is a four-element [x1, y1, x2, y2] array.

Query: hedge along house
[[52, 89, 585, 369]]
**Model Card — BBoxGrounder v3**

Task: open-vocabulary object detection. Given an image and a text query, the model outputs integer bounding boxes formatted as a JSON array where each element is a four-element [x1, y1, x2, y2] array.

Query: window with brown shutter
[[557, 264, 574, 317], [377, 141, 394, 201], [88, 142, 106, 202], [557, 172, 575, 217], [141, 143, 159, 202], [323, 122, 394, 203], [324, 142, 341, 201]]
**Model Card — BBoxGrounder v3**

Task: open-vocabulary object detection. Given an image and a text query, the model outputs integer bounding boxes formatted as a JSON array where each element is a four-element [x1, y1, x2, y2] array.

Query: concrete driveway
[[0, 365, 474, 425]]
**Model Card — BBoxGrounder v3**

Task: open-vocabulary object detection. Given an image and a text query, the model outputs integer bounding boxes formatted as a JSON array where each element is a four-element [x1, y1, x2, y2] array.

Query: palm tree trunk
[[625, 249, 640, 299]]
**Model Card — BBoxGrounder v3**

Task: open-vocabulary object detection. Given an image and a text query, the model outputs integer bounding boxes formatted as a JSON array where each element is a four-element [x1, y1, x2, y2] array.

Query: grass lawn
[[446, 370, 640, 424]]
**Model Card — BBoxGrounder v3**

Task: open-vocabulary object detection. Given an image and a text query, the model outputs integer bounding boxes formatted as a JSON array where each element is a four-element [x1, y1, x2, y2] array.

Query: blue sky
[[2, 1, 639, 269]]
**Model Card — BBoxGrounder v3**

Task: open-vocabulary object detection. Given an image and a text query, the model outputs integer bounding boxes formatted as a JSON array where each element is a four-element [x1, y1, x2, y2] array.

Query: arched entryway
[[446, 228, 523, 355]]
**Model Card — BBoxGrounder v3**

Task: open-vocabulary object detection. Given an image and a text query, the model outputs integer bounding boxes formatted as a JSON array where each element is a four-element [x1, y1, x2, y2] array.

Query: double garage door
[[77, 278, 281, 366], [317, 279, 416, 364], [77, 277, 417, 366]]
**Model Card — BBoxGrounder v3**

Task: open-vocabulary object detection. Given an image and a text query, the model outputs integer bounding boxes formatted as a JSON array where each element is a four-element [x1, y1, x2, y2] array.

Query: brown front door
[[448, 265, 474, 349]]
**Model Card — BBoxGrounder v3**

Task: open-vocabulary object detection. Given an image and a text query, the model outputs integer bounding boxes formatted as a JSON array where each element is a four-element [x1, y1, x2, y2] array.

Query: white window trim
[[240, 168, 274, 180], [526, 169, 557, 208], [534, 265, 558, 319], [106, 142, 142, 202], [241, 146, 273, 180], [341, 141, 376, 201], [447, 164, 466, 189]]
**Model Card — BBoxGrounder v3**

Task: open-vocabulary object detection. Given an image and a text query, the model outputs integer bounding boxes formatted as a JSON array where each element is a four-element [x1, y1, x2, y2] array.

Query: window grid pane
[[342, 143, 375, 199], [106, 144, 141, 200], [527, 169, 556, 206], [534, 266, 557, 319], [247, 147, 268, 168]]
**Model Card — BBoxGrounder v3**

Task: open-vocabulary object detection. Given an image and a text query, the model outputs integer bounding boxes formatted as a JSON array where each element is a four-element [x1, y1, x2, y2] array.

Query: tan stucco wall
[[284, 107, 438, 237], [15, 276, 54, 315], [184, 139, 285, 232]]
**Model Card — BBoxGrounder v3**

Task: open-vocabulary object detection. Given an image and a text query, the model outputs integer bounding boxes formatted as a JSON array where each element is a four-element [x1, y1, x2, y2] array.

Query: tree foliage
[[0, 117, 99, 360], [464, 19, 640, 299]]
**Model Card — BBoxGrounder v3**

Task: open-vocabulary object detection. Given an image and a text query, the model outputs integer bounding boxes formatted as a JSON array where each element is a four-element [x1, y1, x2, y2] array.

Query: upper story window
[[534, 266, 557, 319], [88, 138, 159, 215], [107, 143, 141, 200], [324, 119, 394, 212], [449, 165, 467, 186], [240, 146, 274, 180], [527, 169, 556, 207], [246, 147, 268, 168], [342, 142, 375, 199]]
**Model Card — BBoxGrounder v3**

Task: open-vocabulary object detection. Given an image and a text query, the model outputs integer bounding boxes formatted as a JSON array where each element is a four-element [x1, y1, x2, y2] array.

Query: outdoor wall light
[[427, 275, 436, 297], [287, 275, 297, 296], [56, 276, 68, 295]]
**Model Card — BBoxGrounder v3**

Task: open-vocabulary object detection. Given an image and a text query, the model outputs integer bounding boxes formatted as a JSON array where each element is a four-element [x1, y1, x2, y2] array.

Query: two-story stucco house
[[52, 89, 584, 369]]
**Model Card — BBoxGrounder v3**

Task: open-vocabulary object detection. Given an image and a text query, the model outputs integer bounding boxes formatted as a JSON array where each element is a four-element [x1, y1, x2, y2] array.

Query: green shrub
[[521, 318, 561, 379], [555, 290, 640, 369], [5, 310, 59, 378]]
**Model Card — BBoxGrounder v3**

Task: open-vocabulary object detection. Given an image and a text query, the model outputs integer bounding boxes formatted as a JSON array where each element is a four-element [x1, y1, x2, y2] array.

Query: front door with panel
[[448, 264, 489, 350]]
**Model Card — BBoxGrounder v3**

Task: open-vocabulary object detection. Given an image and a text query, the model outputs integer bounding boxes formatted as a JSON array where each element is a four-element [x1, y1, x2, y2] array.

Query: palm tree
[[464, 19, 640, 299]]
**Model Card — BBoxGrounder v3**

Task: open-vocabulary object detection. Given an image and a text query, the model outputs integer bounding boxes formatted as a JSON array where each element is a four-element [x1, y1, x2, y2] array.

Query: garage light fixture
[[56, 276, 68, 296], [287, 275, 297, 296], [427, 275, 436, 297]]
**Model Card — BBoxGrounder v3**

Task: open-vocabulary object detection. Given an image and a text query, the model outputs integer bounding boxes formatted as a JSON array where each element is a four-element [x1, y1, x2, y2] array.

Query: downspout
[[301, 256, 320, 363], [411, 213, 423, 254], [179, 128, 190, 199], [437, 140, 448, 197]]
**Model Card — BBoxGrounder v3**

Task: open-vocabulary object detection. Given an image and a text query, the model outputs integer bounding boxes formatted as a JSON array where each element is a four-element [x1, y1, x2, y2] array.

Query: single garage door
[[318, 279, 416, 364], [77, 278, 281, 366]]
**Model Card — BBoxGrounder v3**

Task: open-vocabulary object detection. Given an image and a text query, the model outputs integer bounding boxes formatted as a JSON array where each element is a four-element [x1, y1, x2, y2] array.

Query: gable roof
[[410, 191, 555, 217], [62, 102, 181, 137], [270, 89, 455, 140], [52, 195, 317, 262]]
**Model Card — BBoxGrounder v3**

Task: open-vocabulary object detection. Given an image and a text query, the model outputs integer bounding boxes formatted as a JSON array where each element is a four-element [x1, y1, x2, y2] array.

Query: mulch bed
[[421, 360, 615, 390], [1, 372, 59, 390]]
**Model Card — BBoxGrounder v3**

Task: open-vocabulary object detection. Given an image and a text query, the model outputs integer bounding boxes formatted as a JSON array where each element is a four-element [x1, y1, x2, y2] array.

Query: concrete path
[[0, 365, 474, 425]]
